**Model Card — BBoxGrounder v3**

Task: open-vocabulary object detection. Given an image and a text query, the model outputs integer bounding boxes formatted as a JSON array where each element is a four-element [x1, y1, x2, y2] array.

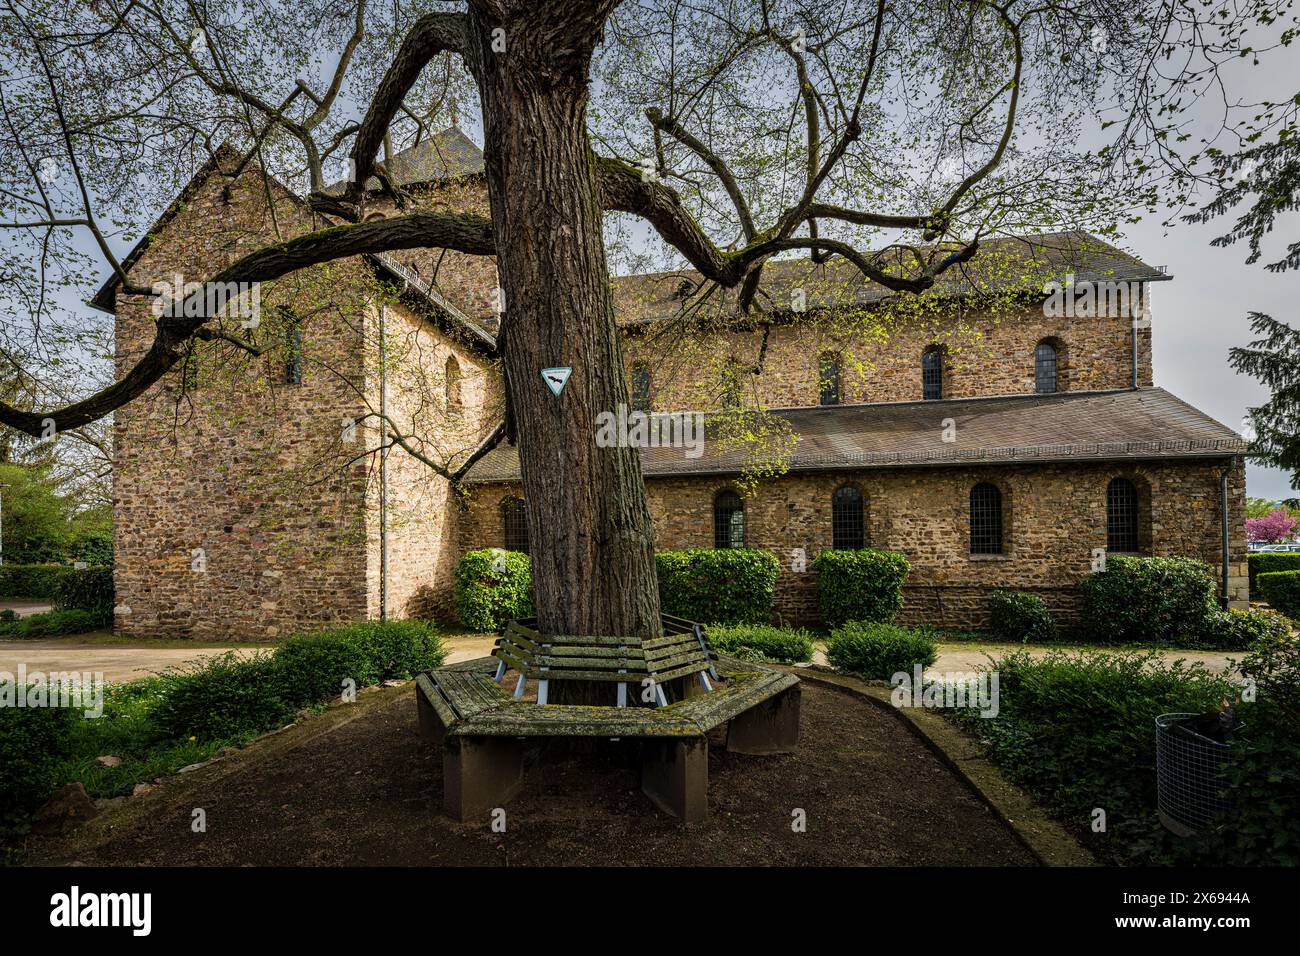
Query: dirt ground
[[31, 680, 1036, 866]]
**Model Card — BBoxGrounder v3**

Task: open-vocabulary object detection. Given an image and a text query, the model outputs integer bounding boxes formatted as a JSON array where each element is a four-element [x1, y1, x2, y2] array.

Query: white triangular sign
[[541, 367, 572, 397]]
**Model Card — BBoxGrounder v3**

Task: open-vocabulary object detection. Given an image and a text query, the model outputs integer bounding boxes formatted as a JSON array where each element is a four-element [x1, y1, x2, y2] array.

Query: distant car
[[1248, 542, 1300, 552]]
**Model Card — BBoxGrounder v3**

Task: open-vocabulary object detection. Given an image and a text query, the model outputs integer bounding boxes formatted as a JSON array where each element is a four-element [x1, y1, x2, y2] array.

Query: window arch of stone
[[502, 496, 529, 554], [831, 484, 866, 549], [713, 489, 745, 548], [445, 354, 463, 412], [922, 346, 945, 400], [1035, 337, 1067, 394], [630, 362, 652, 412], [818, 351, 842, 406], [1106, 474, 1152, 553], [969, 481, 1007, 555]]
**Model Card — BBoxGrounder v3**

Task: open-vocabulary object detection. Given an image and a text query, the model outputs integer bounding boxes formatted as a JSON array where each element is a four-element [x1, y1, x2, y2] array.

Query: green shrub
[[273, 633, 372, 708], [826, 622, 937, 680], [706, 623, 814, 663], [1257, 569, 1300, 619], [812, 549, 910, 628], [55, 566, 114, 614], [0, 608, 108, 639], [989, 590, 1058, 643], [656, 548, 779, 625], [947, 649, 1234, 865], [0, 563, 70, 600], [453, 549, 534, 631], [0, 698, 76, 839], [1080, 555, 1218, 645], [1199, 607, 1291, 650], [1247, 552, 1300, 594], [327, 619, 445, 680], [151, 651, 293, 741]]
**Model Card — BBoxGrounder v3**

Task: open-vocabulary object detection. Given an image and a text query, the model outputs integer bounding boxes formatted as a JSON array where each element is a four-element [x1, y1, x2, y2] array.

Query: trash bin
[[1155, 711, 1242, 836]]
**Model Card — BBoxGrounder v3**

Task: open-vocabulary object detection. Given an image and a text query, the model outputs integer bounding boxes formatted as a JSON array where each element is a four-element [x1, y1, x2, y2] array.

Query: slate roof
[[611, 231, 1170, 326], [463, 387, 1245, 483]]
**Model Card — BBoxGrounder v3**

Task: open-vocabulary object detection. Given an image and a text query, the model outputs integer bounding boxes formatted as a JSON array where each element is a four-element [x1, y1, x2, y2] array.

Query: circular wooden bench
[[415, 616, 800, 823]]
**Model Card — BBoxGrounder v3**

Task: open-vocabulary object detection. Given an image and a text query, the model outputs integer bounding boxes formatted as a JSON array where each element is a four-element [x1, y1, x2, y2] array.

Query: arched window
[[818, 352, 842, 406], [922, 348, 944, 400], [970, 483, 1004, 554], [445, 355, 462, 411], [502, 496, 529, 554], [832, 485, 865, 549], [1107, 477, 1139, 552], [713, 490, 745, 549], [1035, 341, 1058, 394], [283, 308, 303, 386], [630, 362, 651, 412]]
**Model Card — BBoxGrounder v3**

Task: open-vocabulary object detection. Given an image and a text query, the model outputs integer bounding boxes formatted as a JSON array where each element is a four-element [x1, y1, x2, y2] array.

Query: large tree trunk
[[468, 3, 662, 696]]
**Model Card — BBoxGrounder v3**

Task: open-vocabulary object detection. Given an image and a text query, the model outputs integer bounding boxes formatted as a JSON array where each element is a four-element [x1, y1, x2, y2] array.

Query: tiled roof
[[463, 387, 1244, 483], [611, 231, 1170, 326], [323, 126, 484, 195]]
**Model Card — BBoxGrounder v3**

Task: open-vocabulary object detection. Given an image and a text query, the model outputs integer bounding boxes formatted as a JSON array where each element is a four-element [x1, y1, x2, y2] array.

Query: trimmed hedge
[[706, 623, 814, 663], [0, 563, 70, 600], [989, 590, 1058, 643], [1257, 569, 1300, 619], [812, 549, 910, 628], [1247, 552, 1300, 594], [1080, 555, 1218, 645], [826, 622, 937, 680], [1200, 607, 1292, 650], [55, 566, 114, 614], [0, 608, 109, 639], [657, 549, 779, 625], [152, 619, 446, 740], [453, 549, 534, 632]]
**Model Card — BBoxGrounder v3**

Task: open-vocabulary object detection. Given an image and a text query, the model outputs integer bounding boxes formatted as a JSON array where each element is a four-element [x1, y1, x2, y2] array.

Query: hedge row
[[0, 563, 72, 600], [1247, 552, 1300, 594], [151, 619, 446, 740], [0, 608, 109, 639], [55, 566, 114, 614], [705, 624, 814, 663], [1257, 570, 1300, 619], [989, 590, 1058, 643], [452, 546, 912, 632]]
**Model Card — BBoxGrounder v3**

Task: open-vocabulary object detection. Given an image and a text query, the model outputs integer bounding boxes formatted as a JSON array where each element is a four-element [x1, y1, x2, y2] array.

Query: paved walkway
[[0, 632, 1242, 683]]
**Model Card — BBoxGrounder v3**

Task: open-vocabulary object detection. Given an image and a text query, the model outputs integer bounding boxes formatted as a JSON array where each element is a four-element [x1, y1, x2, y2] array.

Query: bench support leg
[[415, 684, 448, 748], [641, 737, 708, 824], [443, 735, 525, 824], [726, 684, 801, 755]]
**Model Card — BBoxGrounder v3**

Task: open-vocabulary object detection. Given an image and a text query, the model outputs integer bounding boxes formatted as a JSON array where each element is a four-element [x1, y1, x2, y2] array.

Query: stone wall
[[620, 299, 1153, 411], [112, 161, 373, 639], [111, 158, 500, 638], [459, 455, 1246, 631]]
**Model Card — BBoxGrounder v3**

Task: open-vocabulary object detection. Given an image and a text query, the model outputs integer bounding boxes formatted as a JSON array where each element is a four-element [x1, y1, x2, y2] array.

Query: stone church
[[93, 128, 1249, 639]]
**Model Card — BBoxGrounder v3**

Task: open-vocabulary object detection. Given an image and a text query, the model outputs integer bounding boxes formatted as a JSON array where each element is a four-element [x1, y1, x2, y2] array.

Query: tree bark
[[468, 3, 662, 701]]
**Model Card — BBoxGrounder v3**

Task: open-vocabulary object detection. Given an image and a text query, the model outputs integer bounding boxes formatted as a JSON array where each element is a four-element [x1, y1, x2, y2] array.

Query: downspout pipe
[[1131, 283, 1141, 389], [1221, 456, 1236, 609], [379, 302, 389, 621]]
